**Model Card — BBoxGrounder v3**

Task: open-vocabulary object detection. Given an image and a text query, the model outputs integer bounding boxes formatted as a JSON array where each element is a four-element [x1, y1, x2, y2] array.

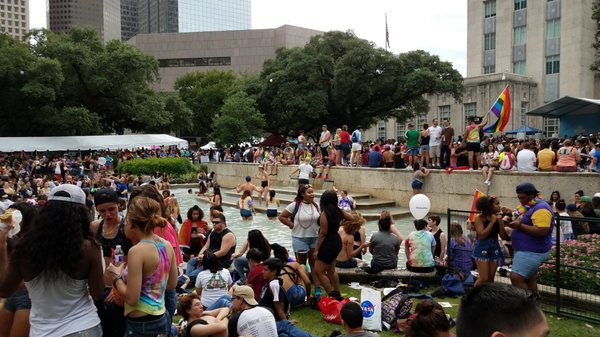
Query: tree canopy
[[0, 29, 190, 136], [255, 31, 463, 136]]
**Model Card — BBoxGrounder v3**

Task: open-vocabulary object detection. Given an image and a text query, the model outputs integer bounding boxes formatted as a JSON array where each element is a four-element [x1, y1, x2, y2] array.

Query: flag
[[483, 85, 511, 133], [468, 190, 486, 222], [385, 14, 390, 49]]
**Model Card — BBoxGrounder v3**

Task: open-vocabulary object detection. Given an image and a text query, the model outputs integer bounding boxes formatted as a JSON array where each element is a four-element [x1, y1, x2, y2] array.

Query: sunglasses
[[212, 221, 222, 225]]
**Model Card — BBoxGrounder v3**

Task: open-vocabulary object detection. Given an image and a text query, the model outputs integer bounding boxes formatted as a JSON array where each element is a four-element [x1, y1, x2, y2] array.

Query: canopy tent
[[200, 141, 217, 150], [260, 134, 287, 147], [504, 126, 543, 135], [527, 96, 600, 136], [0, 134, 188, 152]]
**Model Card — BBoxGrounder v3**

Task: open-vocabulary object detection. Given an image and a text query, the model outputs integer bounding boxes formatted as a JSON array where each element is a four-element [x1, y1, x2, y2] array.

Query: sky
[[28, 0, 468, 75]]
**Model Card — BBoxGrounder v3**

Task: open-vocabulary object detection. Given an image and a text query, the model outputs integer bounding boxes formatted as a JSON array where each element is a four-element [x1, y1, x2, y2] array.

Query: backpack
[[499, 152, 514, 170], [381, 287, 413, 328], [290, 200, 320, 222], [351, 131, 358, 143]]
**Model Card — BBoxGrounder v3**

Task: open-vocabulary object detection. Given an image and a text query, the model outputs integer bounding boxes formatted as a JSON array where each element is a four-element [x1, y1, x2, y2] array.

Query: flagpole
[[385, 13, 389, 51]]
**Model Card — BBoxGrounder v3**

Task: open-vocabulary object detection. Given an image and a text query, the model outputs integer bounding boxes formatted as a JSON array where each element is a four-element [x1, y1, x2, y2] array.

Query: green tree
[[175, 70, 237, 137], [212, 92, 265, 146], [257, 31, 463, 136], [592, 0, 600, 73]]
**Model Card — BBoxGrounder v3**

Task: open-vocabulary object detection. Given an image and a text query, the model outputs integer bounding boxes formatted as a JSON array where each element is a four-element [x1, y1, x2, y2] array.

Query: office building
[[0, 0, 29, 40], [365, 0, 598, 140], [128, 25, 321, 92], [121, 0, 137, 41], [48, 0, 121, 41], [179, 0, 251, 33], [138, 0, 178, 34]]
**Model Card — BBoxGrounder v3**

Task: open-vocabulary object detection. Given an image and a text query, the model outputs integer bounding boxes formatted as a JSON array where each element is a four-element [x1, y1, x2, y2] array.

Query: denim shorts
[[3, 289, 31, 312], [63, 324, 103, 337], [240, 209, 252, 217], [512, 250, 551, 279], [266, 209, 278, 218], [407, 147, 419, 156], [125, 313, 169, 337], [336, 258, 358, 268], [292, 236, 317, 253], [472, 237, 503, 262], [419, 145, 429, 152], [411, 180, 423, 190]]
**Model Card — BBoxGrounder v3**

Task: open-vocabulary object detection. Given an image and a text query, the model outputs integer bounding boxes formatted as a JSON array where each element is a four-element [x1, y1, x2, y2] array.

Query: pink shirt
[[154, 221, 183, 264]]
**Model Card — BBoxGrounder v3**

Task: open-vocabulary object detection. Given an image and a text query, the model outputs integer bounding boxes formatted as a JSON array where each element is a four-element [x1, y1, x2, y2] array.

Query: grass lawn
[[288, 285, 599, 337]]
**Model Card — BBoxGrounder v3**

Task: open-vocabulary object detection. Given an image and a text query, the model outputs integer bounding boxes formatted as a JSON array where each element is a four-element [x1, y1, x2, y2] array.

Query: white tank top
[[26, 272, 100, 336]]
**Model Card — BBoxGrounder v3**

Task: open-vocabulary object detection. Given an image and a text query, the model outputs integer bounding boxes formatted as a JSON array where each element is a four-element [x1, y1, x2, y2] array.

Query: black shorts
[[3, 289, 31, 312], [261, 180, 268, 188], [299, 178, 310, 185], [466, 142, 481, 152]]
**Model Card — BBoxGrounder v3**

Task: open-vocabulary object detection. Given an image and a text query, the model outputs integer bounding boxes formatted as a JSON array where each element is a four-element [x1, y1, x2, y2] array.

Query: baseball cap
[[580, 196, 592, 203], [231, 285, 258, 306], [48, 184, 86, 205], [566, 204, 577, 211], [516, 182, 539, 194], [595, 192, 600, 198], [94, 188, 119, 206]]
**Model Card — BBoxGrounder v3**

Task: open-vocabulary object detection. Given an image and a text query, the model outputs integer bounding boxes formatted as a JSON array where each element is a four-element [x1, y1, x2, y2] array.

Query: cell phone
[[191, 227, 198, 234]]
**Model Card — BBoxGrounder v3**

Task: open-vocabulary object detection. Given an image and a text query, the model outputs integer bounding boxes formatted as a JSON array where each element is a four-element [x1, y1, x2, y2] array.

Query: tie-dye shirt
[[123, 239, 171, 316], [405, 230, 436, 268]]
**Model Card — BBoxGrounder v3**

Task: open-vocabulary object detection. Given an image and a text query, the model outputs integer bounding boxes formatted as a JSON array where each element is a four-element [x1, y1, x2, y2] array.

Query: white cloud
[[28, 0, 467, 74]]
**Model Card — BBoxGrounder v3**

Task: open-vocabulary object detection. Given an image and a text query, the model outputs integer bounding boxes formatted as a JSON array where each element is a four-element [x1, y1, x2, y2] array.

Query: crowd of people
[[0, 141, 598, 337]]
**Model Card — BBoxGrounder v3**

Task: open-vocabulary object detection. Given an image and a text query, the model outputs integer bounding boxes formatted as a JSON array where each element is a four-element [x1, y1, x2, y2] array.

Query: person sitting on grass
[[456, 283, 549, 337], [271, 243, 312, 308], [176, 293, 229, 337], [403, 300, 455, 337], [340, 301, 380, 337]]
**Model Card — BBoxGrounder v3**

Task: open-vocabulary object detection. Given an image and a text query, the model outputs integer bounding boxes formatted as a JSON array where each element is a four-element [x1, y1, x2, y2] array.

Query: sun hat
[[48, 184, 86, 205], [231, 285, 258, 306]]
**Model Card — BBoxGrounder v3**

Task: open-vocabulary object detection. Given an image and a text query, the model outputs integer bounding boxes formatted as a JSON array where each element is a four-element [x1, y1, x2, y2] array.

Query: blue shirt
[[368, 151, 382, 168], [594, 150, 600, 171]]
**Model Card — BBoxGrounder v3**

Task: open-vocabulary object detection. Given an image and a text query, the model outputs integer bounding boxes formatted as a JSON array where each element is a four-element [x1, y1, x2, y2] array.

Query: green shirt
[[406, 129, 420, 147]]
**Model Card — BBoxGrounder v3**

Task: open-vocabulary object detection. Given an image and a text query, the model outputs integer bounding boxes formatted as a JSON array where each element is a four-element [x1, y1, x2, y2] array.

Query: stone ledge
[[336, 267, 438, 284]]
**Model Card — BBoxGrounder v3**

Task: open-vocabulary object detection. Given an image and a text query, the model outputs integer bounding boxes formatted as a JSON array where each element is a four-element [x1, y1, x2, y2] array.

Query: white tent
[[200, 141, 217, 150], [0, 134, 188, 152]]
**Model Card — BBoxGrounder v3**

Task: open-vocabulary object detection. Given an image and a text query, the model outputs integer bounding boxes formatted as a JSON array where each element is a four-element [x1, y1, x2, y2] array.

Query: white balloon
[[409, 194, 431, 220], [98, 157, 107, 165]]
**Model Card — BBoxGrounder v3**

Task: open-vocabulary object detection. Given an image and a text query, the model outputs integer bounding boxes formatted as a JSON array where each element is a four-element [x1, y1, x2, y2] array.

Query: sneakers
[[484, 180, 491, 186], [406, 165, 413, 170]]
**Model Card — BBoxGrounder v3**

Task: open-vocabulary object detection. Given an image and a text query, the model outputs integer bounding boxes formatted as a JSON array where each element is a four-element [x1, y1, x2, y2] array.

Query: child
[[238, 190, 255, 221], [265, 190, 280, 220], [411, 163, 429, 195], [556, 199, 574, 241]]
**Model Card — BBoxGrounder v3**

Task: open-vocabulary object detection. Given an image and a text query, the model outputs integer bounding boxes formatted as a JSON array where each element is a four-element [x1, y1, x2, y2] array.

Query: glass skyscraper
[[138, 0, 178, 34], [179, 0, 251, 33]]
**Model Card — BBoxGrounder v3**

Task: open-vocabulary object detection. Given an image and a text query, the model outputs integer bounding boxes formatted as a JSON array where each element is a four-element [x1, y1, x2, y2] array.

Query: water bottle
[[114, 245, 124, 266]]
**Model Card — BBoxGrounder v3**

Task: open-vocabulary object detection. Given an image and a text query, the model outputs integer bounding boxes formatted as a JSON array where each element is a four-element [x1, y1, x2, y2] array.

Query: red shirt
[[247, 263, 265, 300], [340, 131, 351, 144]]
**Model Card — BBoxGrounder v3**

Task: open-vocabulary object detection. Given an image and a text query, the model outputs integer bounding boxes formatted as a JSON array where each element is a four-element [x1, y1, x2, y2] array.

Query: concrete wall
[[206, 162, 600, 214]]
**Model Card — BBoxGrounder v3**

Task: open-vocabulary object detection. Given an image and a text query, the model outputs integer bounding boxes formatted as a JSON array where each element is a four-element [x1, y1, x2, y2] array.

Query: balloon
[[409, 194, 431, 220], [98, 157, 106, 165]]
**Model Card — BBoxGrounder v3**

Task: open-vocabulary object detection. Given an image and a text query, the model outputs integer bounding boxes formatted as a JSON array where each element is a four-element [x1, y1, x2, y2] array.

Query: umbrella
[[504, 126, 543, 135]]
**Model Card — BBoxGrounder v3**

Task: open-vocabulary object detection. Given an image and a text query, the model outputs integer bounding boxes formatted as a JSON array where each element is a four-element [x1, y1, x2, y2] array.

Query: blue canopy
[[505, 126, 543, 135]]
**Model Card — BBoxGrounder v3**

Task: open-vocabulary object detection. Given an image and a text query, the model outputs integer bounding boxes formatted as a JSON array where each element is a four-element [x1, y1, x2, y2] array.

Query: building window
[[416, 114, 427, 130], [543, 118, 559, 138], [158, 57, 231, 68], [514, 0, 527, 10], [396, 122, 406, 140], [546, 19, 560, 39], [439, 105, 451, 123], [485, 0, 496, 18], [520, 102, 528, 126], [484, 33, 496, 50], [483, 65, 496, 74], [377, 120, 387, 140], [464, 103, 477, 123], [513, 61, 526, 75], [545, 56, 560, 74], [514, 26, 526, 45]]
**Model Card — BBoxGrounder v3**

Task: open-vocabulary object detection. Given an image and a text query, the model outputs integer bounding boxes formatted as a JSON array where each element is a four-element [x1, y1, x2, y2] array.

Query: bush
[[538, 234, 600, 295], [117, 157, 193, 176], [170, 164, 208, 184]]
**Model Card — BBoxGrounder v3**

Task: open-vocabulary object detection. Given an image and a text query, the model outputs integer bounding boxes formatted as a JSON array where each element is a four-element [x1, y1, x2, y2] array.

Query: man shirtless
[[235, 176, 262, 200]]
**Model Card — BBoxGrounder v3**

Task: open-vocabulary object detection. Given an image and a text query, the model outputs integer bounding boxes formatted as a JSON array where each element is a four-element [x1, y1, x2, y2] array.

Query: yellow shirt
[[537, 148, 555, 171]]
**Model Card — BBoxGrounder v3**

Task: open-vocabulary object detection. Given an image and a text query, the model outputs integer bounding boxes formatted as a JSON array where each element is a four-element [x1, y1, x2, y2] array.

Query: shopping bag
[[360, 287, 382, 331], [318, 296, 350, 324]]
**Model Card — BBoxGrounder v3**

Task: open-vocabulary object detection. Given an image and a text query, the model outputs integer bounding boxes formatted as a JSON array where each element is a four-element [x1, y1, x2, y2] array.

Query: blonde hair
[[127, 196, 165, 234], [342, 210, 366, 234]]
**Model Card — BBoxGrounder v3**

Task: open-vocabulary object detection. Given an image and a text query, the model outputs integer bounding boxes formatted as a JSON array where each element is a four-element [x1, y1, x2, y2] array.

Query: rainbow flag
[[483, 86, 511, 133], [468, 190, 486, 222]]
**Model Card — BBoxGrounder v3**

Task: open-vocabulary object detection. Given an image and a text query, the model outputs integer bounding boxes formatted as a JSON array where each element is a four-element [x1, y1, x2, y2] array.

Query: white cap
[[48, 184, 86, 205]]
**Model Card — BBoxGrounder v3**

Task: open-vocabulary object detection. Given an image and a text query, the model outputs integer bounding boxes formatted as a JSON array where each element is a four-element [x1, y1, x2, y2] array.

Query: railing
[[446, 209, 600, 324]]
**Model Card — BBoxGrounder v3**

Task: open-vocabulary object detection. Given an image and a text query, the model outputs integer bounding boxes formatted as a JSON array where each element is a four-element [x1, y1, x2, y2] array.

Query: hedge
[[117, 157, 193, 176]]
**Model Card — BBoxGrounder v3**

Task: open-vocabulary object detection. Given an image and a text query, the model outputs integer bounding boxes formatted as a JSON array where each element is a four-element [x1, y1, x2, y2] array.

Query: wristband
[[112, 275, 123, 287]]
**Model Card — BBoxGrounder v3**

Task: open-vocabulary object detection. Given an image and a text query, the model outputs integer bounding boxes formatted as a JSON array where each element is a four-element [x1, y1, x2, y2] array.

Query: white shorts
[[352, 143, 362, 151]]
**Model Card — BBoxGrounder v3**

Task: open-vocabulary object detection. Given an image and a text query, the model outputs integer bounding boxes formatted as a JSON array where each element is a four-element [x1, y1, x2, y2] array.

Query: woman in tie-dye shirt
[[108, 196, 178, 336], [405, 219, 436, 273]]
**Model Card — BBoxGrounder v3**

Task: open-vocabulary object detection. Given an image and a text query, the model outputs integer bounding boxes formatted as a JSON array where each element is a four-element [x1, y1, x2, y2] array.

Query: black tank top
[[353, 230, 363, 259], [208, 228, 236, 268], [483, 218, 500, 238], [433, 229, 443, 258], [96, 217, 132, 258], [421, 135, 430, 146]]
